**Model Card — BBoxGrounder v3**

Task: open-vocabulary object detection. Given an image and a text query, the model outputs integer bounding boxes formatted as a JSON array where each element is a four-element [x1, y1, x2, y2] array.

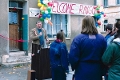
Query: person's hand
[[31, 53, 35, 56], [39, 32, 42, 36], [46, 40, 50, 44]]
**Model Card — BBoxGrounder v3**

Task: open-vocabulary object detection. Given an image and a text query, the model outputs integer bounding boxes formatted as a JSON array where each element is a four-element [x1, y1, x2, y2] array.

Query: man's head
[[36, 21, 42, 29], [105, 24, 113, 34]]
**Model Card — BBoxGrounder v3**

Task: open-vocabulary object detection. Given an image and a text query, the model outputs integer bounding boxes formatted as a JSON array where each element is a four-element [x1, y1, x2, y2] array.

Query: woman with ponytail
[[49, 31, 69, 80], [102, 21, 120, 80]]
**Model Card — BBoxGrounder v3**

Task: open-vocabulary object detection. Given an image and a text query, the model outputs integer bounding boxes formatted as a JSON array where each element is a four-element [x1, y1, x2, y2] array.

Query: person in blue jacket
[[104, 24, 113, 80], [49, 31, 69, 80], [107, 22, 119, 45], [105, 24, 113, 41], [69, 16, 107, 80]]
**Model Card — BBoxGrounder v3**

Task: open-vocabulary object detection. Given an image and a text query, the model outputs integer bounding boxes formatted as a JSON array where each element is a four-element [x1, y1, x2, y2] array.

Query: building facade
[[96, 0, 120, 31], [0, 0, 95, 63]]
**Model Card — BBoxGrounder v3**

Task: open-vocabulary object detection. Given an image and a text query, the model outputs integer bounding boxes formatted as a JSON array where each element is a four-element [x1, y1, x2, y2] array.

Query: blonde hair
[[81, 16, 98, 34]]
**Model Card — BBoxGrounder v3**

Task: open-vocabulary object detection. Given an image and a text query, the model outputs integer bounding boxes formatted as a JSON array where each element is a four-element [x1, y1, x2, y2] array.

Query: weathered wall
[[29, 0, 40, 39], [59, 0, 94, 5], [70, 15, 84, 42], [0, 1, 9, 54], [0, 0, 9, 63], [96, 0, 120, 26]]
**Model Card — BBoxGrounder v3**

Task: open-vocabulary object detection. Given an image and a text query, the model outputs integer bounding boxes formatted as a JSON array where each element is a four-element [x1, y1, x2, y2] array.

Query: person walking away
[[49, 31, 69, 80], [69, 16, 107, 80]]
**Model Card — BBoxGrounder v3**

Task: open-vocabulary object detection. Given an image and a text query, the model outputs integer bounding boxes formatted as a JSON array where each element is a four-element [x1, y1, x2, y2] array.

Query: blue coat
[[69, 34, 107, 80], [49, 40, 69, 80]]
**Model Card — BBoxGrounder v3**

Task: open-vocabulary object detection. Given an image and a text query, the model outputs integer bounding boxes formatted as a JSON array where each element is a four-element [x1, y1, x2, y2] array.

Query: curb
[[1, 61, 31, 68]]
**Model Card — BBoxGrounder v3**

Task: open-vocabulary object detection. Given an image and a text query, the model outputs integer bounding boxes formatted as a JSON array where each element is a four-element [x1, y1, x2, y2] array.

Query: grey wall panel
[[70, 15, 85, 42], [58, 0, 94, 5], [0, 0, 9, 55]]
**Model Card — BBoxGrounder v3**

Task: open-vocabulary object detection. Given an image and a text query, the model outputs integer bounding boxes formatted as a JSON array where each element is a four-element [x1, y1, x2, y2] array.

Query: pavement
[[0, 65, 73, 80], [0, 65, 31, 80]]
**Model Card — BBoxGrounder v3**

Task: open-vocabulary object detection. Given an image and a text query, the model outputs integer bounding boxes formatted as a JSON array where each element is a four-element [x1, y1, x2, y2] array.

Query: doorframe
[[8, 0, 29, 53]]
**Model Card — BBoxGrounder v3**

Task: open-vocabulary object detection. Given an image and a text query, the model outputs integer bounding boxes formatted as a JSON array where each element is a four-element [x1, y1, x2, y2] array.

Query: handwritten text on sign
[[51, 1, 95, 16]]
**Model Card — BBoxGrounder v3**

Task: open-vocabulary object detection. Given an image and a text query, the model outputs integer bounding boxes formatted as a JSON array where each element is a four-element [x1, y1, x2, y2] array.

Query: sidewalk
[[0, 65, 31, 80], [0, 65, 73, 80]]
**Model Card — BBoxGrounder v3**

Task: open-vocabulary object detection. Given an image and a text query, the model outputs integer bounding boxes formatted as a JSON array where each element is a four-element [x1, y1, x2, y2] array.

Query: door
[[9, 8, 23, 51], [9, 24, 19, 51]]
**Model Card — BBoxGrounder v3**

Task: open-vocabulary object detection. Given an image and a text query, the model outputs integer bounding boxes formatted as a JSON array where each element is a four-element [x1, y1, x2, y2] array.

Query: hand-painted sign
[[29, 1, 95, 17], [51, 1, 95, 16], [29, 8, 40, 17]]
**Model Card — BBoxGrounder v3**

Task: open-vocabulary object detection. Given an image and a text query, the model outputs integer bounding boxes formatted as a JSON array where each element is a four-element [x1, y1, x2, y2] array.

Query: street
[[0, 65, 73, 80], [0, 65, 30, 80]]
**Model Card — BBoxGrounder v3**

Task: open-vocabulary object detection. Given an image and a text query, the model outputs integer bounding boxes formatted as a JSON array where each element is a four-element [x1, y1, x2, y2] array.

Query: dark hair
[[115, 21, 120, 30], [105, 24, 113, 35], [81, 16, 98, 34], [105, 24, 113, 31], [61, 30, 63, 32], [114, 30, 120, 39], [114, 21, 120, 39], [57, 31, 63, 41]]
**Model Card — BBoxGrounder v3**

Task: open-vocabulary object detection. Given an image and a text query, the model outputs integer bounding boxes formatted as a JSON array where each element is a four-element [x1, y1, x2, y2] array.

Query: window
[[104, 0, 108, 7], [44, 14, 70, 38], [116, 19, 120, 22], [104, 20, 108, 31], [94, 0, 97, 5], [117, 0, 120, 4], [9, 12, 18, 24], [9, 1, 23, 8]]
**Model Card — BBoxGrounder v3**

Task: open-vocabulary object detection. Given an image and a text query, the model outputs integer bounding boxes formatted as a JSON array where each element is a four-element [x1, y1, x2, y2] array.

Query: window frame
[[9, 1, 23, 9], [116, 0, 120, 4], [94, 0, 97, 5], [104, 20, 108, 31], [44, 14, 71, 40], [116, 19, 120, 22], [103, 0, 108, 7]]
